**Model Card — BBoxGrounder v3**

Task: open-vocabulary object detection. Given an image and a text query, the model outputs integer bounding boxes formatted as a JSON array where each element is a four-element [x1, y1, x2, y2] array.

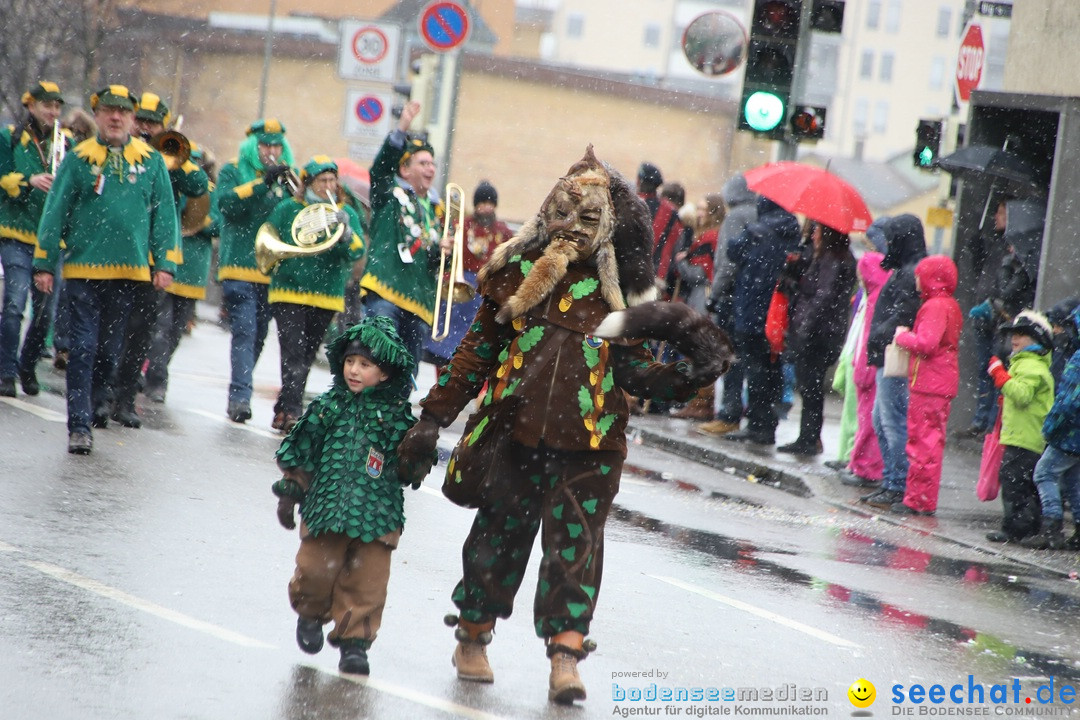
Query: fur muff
[[593, 301, 734, 386]]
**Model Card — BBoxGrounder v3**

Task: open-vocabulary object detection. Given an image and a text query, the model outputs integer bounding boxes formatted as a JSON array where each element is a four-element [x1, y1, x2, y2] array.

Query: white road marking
[[0, 540, 20, 552], [186, 408, 281, 439], [316, 664, 512, 720], [0, 396, 66, 422], [418, 485, 442, 498], [22, 560, 276, 649], [649, 574, 861, 649]]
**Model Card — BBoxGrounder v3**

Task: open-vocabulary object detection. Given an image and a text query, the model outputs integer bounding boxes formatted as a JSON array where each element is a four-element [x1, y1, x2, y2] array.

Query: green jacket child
[[271, 316, 433, 676]]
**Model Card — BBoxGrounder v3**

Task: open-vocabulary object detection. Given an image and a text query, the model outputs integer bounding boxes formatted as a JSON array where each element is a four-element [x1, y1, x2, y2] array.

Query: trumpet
[[151, 130, 191, 172], [432, 182, 475, 341], [255, 191, 346, 274], [50, 119, 65, 174], [268, 154, 302, 197]]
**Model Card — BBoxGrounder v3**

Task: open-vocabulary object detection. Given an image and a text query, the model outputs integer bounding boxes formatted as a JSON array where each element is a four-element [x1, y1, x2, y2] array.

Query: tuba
[[151, 130, 191, 172], [431, 183, 475, 341], [255, 192, 346, 274]]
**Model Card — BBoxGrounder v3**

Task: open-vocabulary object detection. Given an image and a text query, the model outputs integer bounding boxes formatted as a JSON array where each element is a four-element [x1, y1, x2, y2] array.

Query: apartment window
[[866, 0, 881, 29], [643, 23, 661, 48], [873, 100, 889, 133], [853, 98, 869, 135], [885, 0, 901, 33], [929, 56, 945, 90], [859, 50, 874, 79], [936, 6, 952, 38], [567, 13, 584, 38], [879, 52, 894, 82]]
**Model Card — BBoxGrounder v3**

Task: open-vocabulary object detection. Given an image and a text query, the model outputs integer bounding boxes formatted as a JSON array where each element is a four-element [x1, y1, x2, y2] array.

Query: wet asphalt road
[[3, 314, 1080, 719]]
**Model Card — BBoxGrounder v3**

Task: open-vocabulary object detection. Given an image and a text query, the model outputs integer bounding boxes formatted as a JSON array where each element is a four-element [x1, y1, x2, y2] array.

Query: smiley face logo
[[848, 678, 876, 708]]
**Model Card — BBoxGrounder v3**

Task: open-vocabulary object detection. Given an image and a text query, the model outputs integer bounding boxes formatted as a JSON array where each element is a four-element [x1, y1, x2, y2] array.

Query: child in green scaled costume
[[272, 316, 432, 675]]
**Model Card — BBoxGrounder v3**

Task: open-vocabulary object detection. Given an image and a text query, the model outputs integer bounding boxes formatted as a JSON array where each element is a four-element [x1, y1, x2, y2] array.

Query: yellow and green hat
[[90, 85, 138, 111], [300, 155, 338, 183], [22, 81, 64, 106], [135, 92, 171, 127], [246, 118, 286, 145], [399, 134, 434, 167]]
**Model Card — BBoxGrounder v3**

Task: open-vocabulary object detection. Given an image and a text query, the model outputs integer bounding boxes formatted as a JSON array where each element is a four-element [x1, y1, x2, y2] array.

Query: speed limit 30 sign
[[339, 21, 400, 82]]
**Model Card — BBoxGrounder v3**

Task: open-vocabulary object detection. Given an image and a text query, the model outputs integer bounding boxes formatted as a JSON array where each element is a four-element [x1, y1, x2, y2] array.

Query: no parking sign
[[418, 1, 470, 52], [343, 88, 393, 145]]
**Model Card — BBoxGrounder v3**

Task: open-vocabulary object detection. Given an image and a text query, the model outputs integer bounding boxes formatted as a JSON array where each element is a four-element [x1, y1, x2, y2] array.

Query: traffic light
[[914, 119, 943, 168], [790, 105, 826, 139], [810, 0, 845, 33], [391, 54, 439, 128], [739, 0, 802, 139]]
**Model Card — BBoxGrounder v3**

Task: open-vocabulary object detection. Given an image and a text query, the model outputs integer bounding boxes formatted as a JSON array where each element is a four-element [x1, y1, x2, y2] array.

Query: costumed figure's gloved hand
[[333, 210, 351, 234], [276, 498, 297, 530], [397, 415, 440, 489], [988, 356, 1011, 389], [263, 164, 288, 188]]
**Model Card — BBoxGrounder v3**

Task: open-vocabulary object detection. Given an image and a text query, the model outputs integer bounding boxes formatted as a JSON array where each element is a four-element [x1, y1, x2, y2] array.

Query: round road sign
[[419, 1, 470, 52], [352, 25, 390, 64], [356, 96, 385, 124], [955, 23, 985, 103]]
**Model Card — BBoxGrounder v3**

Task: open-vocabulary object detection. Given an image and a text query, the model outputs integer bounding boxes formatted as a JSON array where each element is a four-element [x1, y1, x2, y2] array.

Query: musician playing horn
[[215, 118, 296, 423], [267, 156, 365, 433], [107, 92, 210, 428], [359, 100, 442, 376], [0, 81, 71, 399]]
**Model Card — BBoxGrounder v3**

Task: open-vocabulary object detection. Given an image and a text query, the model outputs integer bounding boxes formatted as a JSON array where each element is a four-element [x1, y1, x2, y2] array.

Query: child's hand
[[894, 326, 910, 339], [277, 498, 297, 530], [987, 356, 1011, 389]]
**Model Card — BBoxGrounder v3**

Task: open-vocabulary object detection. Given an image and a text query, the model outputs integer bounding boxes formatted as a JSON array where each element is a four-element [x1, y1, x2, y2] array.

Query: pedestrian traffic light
[[914, 119, 943, 168], [739, 0, 802, 139], [790, 105, 826, 139], [810, 0, 845, 33]]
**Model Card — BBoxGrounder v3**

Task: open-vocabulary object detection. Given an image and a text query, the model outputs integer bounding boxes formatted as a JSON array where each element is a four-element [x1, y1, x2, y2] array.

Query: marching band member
[[359, 100, 441, 375], [0, 81, 70, 397], [216, 118, 295, 423], [266, 156, 365, 432], [32, 85, 178, 455]]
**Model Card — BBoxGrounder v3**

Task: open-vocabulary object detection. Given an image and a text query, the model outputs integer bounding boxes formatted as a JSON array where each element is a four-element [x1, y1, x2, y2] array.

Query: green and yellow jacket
[[216, 136, 293, 285], [359, 130, 442, 325], [266, 196, 365, 312], [33, 135, 179, 280], [0, 121, 72, 245], [167, 187, 219, 300], [1000, 348, 1054, 455]]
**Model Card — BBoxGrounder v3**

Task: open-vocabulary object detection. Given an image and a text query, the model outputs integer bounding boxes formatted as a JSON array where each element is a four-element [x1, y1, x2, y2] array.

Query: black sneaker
[[0, 377, 15, 397], [91, 409, 110, 429], [339, 645, 370, 675], [861, 489, 903, 508], [723, 429, 775, 445], [890, 501, 934, 516], [776, 439, 823, 456], [985, 530, 1011, 543], [295, 617, 324, 655], [18, 370, 39, 396], [841, 472, 880, 488], [67, 431, 93, 455], [111, 408, 142, 429], [227, 402, 252, 423]]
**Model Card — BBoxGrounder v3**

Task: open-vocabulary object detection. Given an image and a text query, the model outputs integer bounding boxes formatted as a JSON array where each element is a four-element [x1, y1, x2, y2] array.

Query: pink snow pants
[[902, 390, 954, 513], [849, 381, 884, 481]]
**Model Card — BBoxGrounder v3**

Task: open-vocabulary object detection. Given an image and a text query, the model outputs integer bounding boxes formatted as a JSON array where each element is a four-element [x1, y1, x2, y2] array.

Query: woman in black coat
[[779, 222, 857, 455]]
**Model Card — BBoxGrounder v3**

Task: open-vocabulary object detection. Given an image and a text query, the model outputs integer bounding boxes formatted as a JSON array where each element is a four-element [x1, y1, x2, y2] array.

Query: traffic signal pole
[[777, 0, 815, 162]]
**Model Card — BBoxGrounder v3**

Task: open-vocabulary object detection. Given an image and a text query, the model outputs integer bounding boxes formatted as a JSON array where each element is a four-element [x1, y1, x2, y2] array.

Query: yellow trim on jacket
[[233, 180, 261, 200], [218, 265, 271, 284], [1, 172, 25, 198], [359, 274, 434, 325], [166, 281, 207, 300], [268, 288, 345, 312], [0, 224, 35, 245], [62, 263, 152, 281]]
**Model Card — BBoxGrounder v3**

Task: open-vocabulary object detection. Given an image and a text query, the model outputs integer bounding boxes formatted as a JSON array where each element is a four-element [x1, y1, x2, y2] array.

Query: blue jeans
[[363, 294, 427, 377], [64, 280, 137, 433], [0, 239, 33, 378], [222, 280, 271, 406], [972, 322, 999, 430], [1032, 445, 1080, 521], [872, 369, 910, 492]]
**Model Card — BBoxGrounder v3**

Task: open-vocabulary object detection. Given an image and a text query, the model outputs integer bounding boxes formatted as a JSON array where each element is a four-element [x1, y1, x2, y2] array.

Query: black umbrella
[[937, 144, 1044, 195]]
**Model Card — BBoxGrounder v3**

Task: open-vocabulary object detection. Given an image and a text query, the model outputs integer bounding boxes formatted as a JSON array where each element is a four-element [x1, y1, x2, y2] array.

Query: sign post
[[955, 22, 985, 108]]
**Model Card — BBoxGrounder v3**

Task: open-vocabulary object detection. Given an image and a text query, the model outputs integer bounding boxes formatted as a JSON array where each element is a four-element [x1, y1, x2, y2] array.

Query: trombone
[[431, 182, 474, 340], [50, 120, 65, 174]]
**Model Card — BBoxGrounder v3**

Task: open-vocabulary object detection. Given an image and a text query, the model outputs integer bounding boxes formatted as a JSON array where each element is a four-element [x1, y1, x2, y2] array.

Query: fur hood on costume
[[478, 146, 658, 324]]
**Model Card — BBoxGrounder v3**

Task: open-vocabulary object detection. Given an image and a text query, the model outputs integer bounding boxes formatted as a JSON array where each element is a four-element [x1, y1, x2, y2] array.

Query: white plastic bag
[[882, 342, 910, 378]]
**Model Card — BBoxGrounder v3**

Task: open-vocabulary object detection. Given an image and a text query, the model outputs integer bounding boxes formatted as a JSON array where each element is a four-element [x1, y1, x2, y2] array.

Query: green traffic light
[[743, 91, 786, 132], [918, 146, 935, 166]]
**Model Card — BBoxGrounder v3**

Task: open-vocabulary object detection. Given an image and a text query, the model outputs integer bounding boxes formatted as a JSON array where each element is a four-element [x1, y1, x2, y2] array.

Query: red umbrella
[[334, 157, 370, 207], [743, 161, 872, 234]]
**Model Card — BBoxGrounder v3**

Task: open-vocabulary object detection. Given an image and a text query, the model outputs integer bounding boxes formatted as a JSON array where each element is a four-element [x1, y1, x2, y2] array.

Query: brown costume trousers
[[451, 442, 622, 638], [289, 525, 400, 648]]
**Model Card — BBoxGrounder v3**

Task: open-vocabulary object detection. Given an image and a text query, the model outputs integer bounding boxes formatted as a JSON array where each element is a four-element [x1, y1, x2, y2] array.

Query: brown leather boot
[[547, 631, 587, 704], [451, 619, 495, 683], [672, 385, 715, 419]]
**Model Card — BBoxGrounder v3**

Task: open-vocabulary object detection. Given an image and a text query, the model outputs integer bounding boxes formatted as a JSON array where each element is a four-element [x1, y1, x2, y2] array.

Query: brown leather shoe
[[549, 651, 587, 704], [695, 419, 740, 436], [452, 620, 494, 683]]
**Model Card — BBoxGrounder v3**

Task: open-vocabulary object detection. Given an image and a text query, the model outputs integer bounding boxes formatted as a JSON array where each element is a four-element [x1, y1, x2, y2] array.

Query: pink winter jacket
[[894, 255, 962, 399], [853, 252, 891, 388]]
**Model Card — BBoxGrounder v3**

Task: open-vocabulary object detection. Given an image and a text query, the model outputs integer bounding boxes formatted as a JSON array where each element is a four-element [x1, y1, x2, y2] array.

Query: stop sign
[[955, 23, 985, 103]]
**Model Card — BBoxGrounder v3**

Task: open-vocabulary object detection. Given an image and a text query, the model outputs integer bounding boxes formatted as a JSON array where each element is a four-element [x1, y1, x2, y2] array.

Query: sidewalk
[[626, 391, 1080, 580]]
